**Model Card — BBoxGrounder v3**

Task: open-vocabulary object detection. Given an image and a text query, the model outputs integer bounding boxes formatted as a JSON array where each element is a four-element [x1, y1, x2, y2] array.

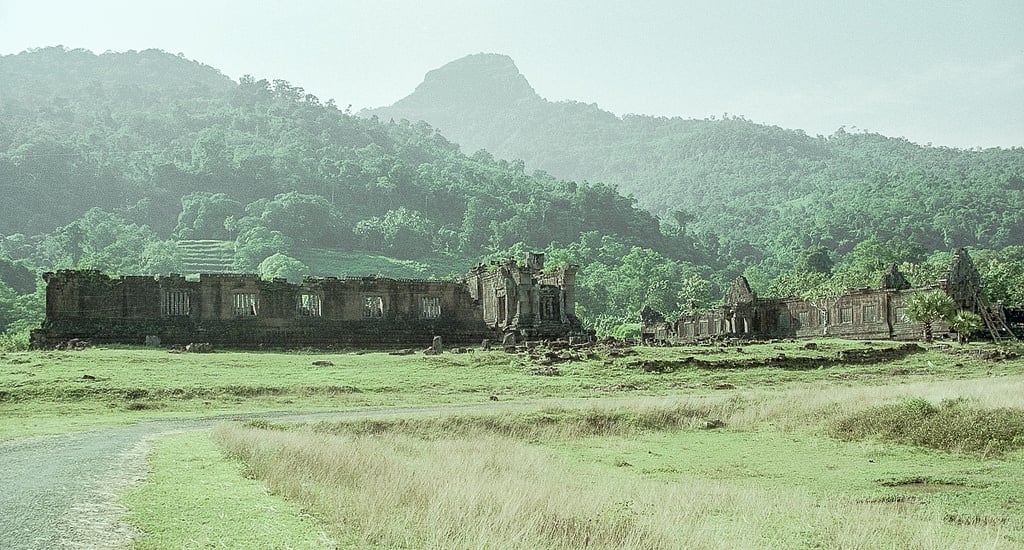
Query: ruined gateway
[[643, 248, 1015, 343], [31, 253, 585, 349]]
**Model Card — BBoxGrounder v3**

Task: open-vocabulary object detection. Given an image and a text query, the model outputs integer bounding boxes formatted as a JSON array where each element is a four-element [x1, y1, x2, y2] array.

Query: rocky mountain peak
[[386, 53, 539, 112]]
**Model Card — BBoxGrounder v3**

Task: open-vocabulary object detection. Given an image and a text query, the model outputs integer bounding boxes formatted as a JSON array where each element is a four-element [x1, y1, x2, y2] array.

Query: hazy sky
[[1, 0, 1022, 148]]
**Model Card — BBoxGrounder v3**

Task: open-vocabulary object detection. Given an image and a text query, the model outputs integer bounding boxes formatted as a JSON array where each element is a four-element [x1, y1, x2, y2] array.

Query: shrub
[[831, 397, 1024, 455], [304, 404, 719, 441], [0, 329, 30, 351], [606, 322, 641, 340]]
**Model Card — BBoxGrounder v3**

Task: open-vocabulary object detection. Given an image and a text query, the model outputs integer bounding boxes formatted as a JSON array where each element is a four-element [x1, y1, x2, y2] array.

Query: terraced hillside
[[176, 240, 235, 274]]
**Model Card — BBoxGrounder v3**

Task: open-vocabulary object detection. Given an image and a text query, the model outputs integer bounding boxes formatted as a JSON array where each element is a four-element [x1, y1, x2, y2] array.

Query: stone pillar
[[559, 289, 568, 324], [562, 267, 578, 318]]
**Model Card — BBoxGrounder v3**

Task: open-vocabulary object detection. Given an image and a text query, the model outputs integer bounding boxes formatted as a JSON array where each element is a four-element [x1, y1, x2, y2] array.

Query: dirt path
[[0, 401, 550, 549], [0, 422, 162, 549]]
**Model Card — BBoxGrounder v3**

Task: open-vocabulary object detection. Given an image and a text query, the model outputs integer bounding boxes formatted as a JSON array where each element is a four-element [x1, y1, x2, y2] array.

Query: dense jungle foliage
[[1, 47, 1024, 343], [368, 53, 1024, 260]]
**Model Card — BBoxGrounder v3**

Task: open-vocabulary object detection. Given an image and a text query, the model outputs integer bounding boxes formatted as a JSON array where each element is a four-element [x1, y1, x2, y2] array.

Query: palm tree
[[904, 290, 956, 343], [949, 311, 984, 345]]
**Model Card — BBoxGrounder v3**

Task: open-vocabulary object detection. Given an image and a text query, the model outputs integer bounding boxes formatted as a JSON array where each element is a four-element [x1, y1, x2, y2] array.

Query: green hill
[[0, 47, 659, 255], [366, 53, 1024, 259]]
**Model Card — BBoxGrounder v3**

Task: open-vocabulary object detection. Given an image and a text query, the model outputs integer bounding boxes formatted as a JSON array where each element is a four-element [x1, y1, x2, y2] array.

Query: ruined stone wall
[[465, 264, 515, 328], [33, 270, 496, 349], [824, 290, 893, 340], [678, 294, 794, 340], [667, 286, 955, 343], [537, 266, 577, 318], [886, 288, 951, 341], [199, 274, 260, 320], [676, 310, 728, 339], [825, 288, 951, 341], [656, 250, 996, 344], [781, 298, 823, 339]]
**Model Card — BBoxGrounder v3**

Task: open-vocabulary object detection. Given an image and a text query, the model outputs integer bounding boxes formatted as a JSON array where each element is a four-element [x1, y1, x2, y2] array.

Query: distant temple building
[[31, 253, 584, 349], [643, 248, 1014, 343], [465, 252, 583, 340]]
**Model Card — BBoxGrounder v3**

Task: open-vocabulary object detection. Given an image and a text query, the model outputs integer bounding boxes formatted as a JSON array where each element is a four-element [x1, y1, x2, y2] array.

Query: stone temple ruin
[[465, 252, 583, 340], [30, 253, 585, 349], [642, 248, 1016, 343]]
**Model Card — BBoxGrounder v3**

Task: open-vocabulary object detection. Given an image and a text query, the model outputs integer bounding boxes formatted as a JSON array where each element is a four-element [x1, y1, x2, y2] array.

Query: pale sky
[[1, 0, 1022, 148]]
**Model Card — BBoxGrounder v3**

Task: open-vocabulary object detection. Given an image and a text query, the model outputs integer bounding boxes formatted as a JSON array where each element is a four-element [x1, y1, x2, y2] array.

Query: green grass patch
[[832, 396, 1024, 455], [8, 338, 1023, 546], [2, 335, 1024, 440], [122, 431, 333, 549], [211, 400, 1024, 548], [556, 429, 1024, 546], [2, 339, 1023, 439]]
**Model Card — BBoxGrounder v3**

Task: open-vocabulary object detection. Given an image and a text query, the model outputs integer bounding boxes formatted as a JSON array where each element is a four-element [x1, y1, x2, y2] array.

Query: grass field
[[2, 339, 1017, 439], [122, 430, 333, 549], [4, 339, 1024, 547], [211, 394, 1024, 548]]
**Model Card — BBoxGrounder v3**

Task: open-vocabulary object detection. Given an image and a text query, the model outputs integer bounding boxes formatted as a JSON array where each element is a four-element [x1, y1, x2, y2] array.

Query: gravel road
[[0, 401, 546, 549], [0, 421, 172, 549]]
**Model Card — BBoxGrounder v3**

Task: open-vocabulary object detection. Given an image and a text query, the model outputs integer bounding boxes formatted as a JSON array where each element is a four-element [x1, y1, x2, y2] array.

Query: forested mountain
[[366, 53, 1024, 261], [1, 47, 234, 234], [0, 47, 662, 250]]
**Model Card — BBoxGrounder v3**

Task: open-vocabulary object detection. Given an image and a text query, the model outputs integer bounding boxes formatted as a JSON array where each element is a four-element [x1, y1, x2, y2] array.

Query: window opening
[[234, 293, 258, 316], [298, 294, 322, 317], [420, 296, 441, 319], [363, 296, 384, 318], [162, 290, 190, 316]]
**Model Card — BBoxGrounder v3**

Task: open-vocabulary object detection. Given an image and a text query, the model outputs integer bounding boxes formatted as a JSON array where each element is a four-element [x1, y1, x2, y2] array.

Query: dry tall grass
[[687, 375, 1024, 432], [213, 376, 1024, 548]]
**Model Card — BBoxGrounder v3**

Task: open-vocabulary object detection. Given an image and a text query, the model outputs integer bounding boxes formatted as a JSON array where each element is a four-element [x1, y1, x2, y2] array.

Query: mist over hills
[[366, 53, 1024, 256]]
